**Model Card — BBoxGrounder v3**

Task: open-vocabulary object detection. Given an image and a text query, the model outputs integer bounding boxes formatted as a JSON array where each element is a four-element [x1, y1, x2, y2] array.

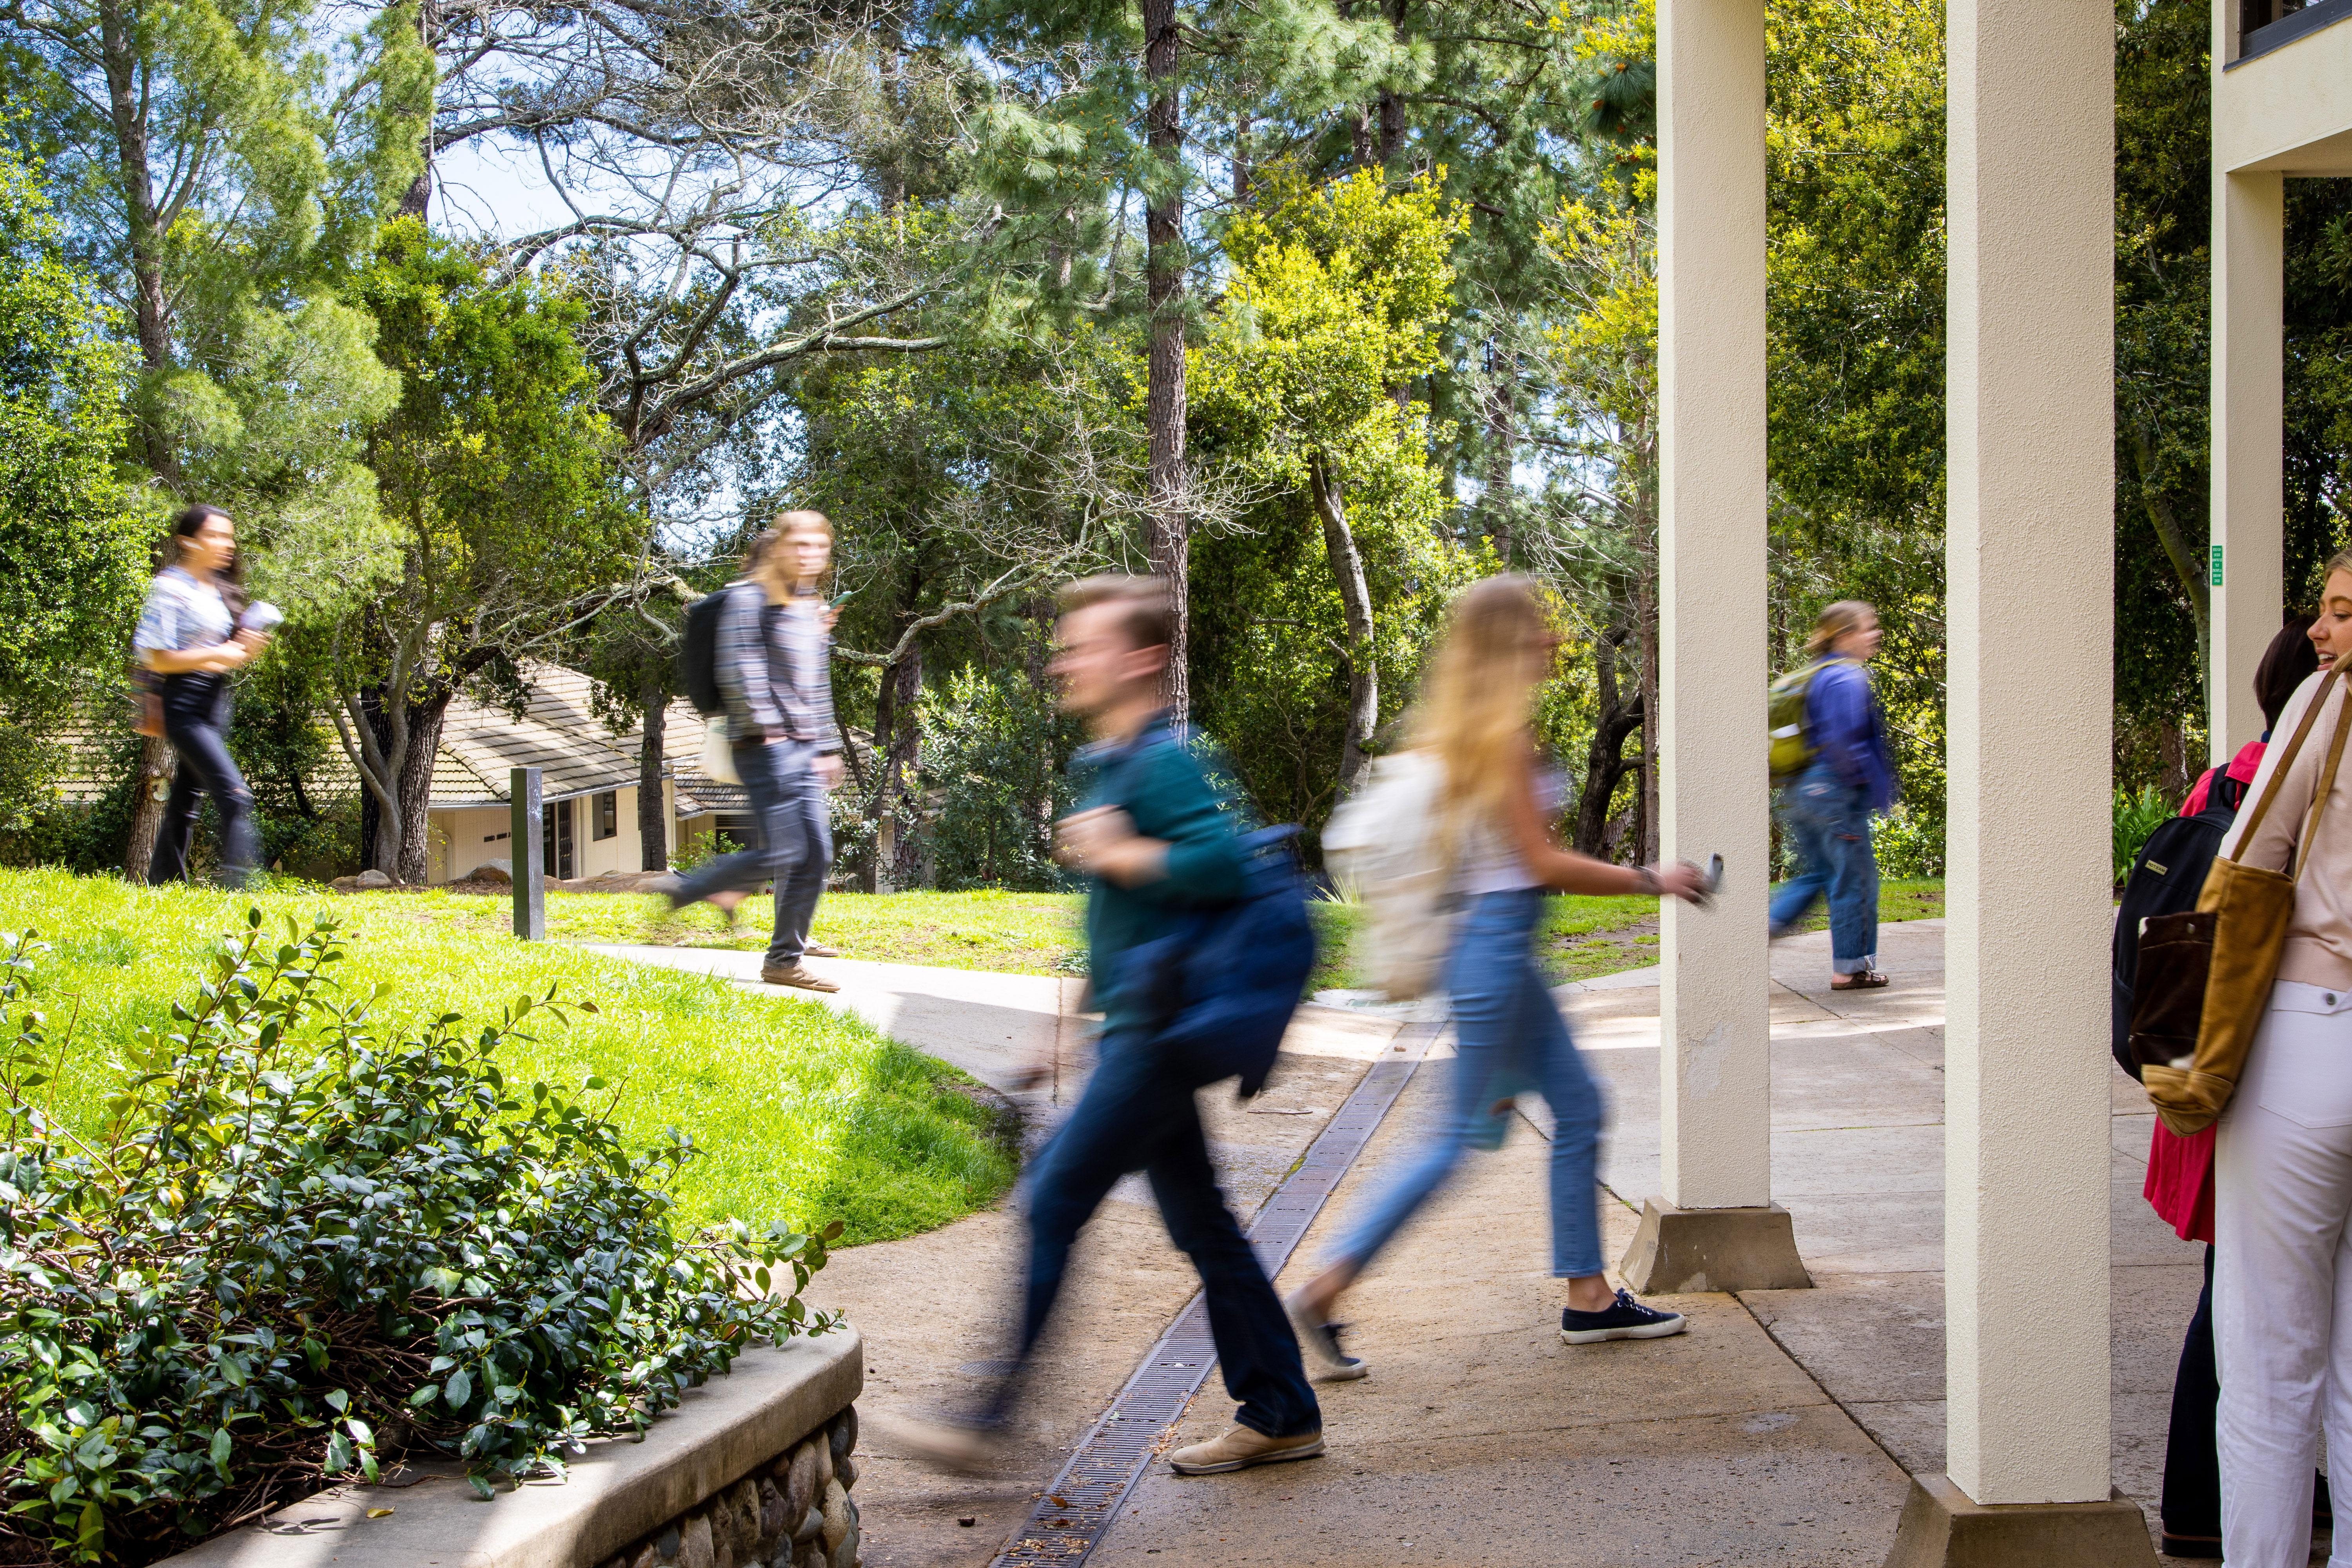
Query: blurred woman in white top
[[131, 505, 270, 887], [1285, 575, 1706, 1379]]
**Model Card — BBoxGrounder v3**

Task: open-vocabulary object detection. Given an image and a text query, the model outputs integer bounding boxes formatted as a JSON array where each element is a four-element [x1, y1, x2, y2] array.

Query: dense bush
[[0, 912, 839, 1566], [920, 666, 1077, 892]]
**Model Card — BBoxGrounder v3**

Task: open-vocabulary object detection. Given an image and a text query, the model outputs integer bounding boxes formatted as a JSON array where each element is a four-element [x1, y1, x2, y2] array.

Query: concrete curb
[[162, 1328, 862, 1568]]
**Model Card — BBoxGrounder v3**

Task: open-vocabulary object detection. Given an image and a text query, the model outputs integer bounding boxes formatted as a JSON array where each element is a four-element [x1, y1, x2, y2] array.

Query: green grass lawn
[[0, 870, 1016, 1245], [379, 884, 1090, 973]]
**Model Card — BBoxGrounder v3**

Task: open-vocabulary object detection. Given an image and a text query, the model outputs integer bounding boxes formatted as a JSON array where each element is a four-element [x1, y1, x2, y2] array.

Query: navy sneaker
[[1285, 1296, 1369, 1381], [1559, 1289, 1689, 1345]]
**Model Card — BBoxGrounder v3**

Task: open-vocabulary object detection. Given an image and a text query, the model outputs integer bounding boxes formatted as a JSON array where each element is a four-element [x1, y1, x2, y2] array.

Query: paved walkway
[[589, 925, 2200, 1564]]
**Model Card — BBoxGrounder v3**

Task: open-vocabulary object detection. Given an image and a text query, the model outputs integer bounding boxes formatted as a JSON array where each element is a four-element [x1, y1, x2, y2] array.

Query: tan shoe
[[867, 1412, 1002, 1475], [802, 943, 840, 958], [760, 961, 840, 992], [1167, 1425, 1325, 1475]]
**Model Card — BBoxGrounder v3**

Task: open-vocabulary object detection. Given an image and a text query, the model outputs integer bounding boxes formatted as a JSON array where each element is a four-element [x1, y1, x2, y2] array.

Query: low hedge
[[0, 912, 839, 1566]]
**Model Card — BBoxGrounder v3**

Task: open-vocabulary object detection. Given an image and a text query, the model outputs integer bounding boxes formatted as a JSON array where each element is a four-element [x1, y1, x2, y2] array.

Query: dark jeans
[[984, 1029, 1321, 1439], [1769, 763, 1879, 974], [2163, 1244, 2332, 1555], [152, 675, 258, 889], [674, 739, 831, 968]]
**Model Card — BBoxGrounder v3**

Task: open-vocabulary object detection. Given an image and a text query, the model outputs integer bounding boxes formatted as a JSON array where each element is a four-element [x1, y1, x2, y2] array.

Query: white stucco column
[[1632, 0, 1808, 1297], [1942, 0, 2114, 1510], [2209, 170, 2285, 762]]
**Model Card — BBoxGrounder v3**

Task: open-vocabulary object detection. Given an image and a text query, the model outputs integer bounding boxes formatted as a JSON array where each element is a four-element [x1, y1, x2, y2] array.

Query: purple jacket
[[1806, 660, 1896, 813]]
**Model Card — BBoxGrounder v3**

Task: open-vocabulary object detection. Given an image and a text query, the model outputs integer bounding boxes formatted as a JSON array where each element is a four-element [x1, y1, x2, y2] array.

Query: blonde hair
[[1408, 575, 1552, 854], [2324, 550, 2352, 590], [1806, 600, 1875, 658], [750, 509, 835, 594]]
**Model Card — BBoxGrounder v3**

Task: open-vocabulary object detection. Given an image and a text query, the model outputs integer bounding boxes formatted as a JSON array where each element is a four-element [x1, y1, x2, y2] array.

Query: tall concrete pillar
[[1885, 0, 2152, 1557], [2209, 171, 2285, 763], [1624, 0, 1808, 1298]]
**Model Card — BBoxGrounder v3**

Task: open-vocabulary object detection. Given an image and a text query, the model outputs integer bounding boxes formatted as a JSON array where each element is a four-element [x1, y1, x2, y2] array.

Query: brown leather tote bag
[[2138, 666, 2352, 1135]]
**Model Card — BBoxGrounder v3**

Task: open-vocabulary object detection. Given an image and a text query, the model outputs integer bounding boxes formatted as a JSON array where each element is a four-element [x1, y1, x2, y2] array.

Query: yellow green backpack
[[1768, 658, 1849, 788]]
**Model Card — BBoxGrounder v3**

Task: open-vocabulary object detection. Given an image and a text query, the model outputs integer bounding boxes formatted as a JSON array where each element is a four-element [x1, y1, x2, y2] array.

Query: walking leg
[[1149, 1099, 1321, 1439]]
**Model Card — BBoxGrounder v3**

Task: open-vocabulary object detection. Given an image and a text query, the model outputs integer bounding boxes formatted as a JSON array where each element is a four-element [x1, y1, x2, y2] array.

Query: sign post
[[510, 767, 544, 940]]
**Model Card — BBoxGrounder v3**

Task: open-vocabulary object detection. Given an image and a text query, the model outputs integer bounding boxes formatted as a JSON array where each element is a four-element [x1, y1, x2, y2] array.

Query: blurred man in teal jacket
[[909, 575, 1325, 1479]]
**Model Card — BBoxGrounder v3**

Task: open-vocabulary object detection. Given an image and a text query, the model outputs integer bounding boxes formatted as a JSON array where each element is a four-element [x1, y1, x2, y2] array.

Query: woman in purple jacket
[[1768, 601, 1898, 989]]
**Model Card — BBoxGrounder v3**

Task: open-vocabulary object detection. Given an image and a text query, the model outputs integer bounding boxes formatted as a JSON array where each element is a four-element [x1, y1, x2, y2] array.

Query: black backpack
[[678, 584, 739, 718], [2111, 770, 2250, 1081]]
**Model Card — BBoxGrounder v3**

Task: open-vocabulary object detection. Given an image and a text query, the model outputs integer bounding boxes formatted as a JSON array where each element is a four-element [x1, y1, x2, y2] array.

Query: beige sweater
[[2219, 666, 2352, 991]]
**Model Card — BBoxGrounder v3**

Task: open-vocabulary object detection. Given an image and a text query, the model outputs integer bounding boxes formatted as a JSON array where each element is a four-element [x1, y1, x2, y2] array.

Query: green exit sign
[[2210, 544, 2225, 588]]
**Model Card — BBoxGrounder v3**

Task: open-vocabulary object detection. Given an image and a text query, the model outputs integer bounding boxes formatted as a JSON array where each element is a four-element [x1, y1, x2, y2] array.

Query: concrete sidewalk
[[1566, 918, 2199, 1521], [1095, 920, 2195, 1563], [583, 938, 1418, 1567]]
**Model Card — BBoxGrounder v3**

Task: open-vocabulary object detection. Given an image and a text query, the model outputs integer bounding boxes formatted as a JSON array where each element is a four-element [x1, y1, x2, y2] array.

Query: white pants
[[2218, 980, 2352, 1566]]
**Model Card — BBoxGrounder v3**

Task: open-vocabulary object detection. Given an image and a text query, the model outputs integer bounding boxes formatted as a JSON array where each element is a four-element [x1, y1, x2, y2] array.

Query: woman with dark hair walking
[[132, 504, 273, 887]]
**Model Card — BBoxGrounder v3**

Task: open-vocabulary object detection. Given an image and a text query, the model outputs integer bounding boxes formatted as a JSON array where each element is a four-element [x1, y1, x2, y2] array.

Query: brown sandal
[[1831, 970, 1890, 990]]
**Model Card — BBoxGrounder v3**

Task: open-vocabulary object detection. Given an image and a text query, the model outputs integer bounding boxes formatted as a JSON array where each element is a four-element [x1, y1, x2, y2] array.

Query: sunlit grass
[[377, 884, 1089, 974], [0, 870, 1016, 1244]]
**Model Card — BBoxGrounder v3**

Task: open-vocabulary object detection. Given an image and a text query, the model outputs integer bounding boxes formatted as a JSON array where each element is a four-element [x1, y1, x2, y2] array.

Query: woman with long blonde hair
[[1287, 575, 1707, 1377]]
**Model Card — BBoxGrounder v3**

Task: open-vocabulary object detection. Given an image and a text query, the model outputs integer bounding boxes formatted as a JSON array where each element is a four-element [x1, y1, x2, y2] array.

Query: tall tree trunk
[[866, 662, 893, 895], [882, 640, 924, 889], [123, 736, 175, 881], [1481, 335, 1518, 564], [1310, 457, 1379, 792], [1232, 112, 1252, 202], [1142, 0, 1189, 718], [1635, 580, 1659, 865], [1027, 598, 1056, 867], [638, 666, 668, 872], [391, 690, 451, 885], [395, 0, 436, 218], [100, 0, 184, 876], [2128, 425, 2211, 690], [1571, 625, 1645, 855]]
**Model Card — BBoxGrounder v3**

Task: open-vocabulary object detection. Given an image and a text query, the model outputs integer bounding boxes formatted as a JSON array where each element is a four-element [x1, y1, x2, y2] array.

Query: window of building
[[714, 813, 757, 855], [544, 799, 574, 879], [593, 790, 618, 840]]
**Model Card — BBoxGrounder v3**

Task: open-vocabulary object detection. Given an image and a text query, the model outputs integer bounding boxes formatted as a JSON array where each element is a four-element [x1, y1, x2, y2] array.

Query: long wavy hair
[[1407, 575, 1550, 857]]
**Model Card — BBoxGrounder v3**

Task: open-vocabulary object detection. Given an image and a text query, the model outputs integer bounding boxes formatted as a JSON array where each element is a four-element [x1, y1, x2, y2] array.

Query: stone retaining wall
[[161, 1330, 862, 1568], [603, 1406, 859, 1568]]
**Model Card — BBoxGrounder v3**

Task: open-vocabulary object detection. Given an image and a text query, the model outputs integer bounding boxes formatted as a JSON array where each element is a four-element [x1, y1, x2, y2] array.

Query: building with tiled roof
[[53, 663, 758, 885]]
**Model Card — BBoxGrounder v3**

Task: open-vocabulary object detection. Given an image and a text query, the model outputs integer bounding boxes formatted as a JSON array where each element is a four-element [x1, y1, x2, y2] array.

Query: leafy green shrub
[[0, 911, 839, 1566], [1875, 804, 1946, 880], [2115, 785, 2174, 886]]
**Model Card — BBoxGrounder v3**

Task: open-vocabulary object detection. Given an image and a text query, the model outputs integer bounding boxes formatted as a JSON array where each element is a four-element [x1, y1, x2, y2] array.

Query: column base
[[1882, 1474, 2157, 1568], [1617, 1198, 1812, 1293]]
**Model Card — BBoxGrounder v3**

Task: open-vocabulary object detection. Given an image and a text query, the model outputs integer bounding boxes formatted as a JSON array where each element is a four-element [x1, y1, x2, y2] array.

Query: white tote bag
[[697, 717, 741, 785]]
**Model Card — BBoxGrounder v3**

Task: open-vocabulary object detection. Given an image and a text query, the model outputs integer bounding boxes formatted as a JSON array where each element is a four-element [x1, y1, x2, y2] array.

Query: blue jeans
[[985, 1029, 1321, 1439], [152, 675, 258, 889], [1769, 764, 1879, 974], [674, 739, 831, 968], [1327, 888, 1608, 1279]]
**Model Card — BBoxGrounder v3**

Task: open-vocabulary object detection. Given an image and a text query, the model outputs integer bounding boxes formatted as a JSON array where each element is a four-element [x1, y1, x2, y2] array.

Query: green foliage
[[1763, 0, 1948, 859], [0, 911, 840, 1564], [0, 147, 143, 828], [2114, 785, 2174, 885], [922, 666, 1080, 891]]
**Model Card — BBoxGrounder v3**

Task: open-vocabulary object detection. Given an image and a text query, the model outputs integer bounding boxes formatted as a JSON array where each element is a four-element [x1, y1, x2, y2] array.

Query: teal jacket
[[1075, 712, 1247, 1033]]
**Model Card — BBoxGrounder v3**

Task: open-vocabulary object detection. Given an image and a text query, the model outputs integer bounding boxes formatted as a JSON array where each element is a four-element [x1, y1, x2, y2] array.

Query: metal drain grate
[[991, 1018, 1441, 1567]]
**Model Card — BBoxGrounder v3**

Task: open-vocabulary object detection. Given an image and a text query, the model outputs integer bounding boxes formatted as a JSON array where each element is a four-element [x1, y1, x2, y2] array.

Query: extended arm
[[1501, 745, 1704, 899]]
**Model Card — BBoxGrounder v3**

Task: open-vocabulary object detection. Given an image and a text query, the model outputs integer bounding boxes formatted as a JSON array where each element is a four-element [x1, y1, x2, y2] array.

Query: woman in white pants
[[2217, 552, 2352, 1565]]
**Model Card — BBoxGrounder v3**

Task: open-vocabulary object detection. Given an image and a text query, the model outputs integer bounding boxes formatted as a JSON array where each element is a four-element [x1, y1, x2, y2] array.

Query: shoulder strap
[[2234, 664, 2349, 871], [2293, 680, 2352, 881]]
